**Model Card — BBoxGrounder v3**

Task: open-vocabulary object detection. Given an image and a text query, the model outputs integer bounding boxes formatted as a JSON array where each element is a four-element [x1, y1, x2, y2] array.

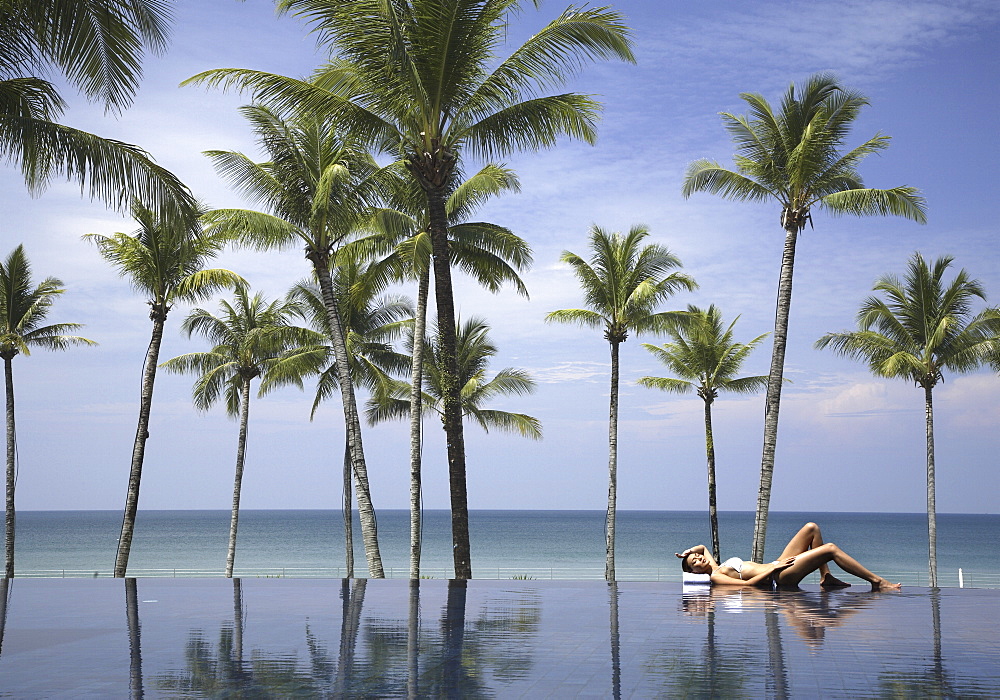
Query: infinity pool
[[0, 578, 997, 697]]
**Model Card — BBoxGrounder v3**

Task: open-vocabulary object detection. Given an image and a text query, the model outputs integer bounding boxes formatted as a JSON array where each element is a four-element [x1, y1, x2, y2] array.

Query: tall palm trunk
[[408, 267, 429, 579], [115, 311, 166, 577], [225, 378, 252, 578], [924, 384, 938, 587], [606, 340, 620, 582], [343, 440, 354, 578], [427, 187, 471, 580], [311, 256, 383, 578], [4, 355, 15, 579], [703, 397, 721, 563], [752, 224, 799, 562]]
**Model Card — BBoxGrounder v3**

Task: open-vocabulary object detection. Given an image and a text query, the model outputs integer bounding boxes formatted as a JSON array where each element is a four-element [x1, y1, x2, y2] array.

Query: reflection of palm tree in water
[[155, 580, 353, 696], [126, 578, 143, 700], [232, 578, 244, 666], [154, 579, 540, 697], [609, 581, 620, 700], [335, 578, 367, 695], [877, 589, 990, 698], [764, 603, 788, 700], [649, 591, 751, 696], [0, 579, 10, 659], [407, 579, 419, 700], [442, 579, 468, 693]]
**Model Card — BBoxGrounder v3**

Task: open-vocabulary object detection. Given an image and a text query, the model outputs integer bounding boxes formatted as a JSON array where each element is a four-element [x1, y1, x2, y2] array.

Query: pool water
[[0, 578, 997, 697]]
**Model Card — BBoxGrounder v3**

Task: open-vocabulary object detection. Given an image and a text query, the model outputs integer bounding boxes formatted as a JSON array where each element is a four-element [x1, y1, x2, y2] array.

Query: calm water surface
[[9, 510, 1000, 585]]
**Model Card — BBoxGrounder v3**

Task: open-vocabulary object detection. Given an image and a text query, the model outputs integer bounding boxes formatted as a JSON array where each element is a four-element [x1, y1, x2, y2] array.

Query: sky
[[4, 0, 999, 515]]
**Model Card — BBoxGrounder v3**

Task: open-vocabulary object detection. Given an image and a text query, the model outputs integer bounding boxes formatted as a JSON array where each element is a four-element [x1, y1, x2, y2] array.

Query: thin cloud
[[650, 0, 998, 88], [529, 361, 608, 384]]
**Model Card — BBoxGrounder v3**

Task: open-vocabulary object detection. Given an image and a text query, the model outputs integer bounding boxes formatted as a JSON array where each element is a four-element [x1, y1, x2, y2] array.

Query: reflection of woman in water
[[679, 586, 875, 650], [677, 522, 901, 590]]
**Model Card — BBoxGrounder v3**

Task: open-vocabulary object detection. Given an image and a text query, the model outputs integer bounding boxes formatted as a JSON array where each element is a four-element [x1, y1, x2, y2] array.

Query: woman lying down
[[677, 522, 901, 590]]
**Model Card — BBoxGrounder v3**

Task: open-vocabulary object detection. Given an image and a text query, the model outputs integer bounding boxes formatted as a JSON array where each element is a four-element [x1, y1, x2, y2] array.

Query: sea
[[8, 510, 1000, 587]]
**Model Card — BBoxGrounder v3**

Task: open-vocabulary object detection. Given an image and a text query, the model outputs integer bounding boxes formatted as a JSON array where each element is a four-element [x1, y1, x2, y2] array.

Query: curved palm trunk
[[924, 384, 938, 588], [312, 259, 383, 578], [4, 356, 15, 579], [752, 225, 799, 563], [427, 188, 471, 580], [704, 397, 721, 563], [606, 340, 620, 582], [408, 267, 430, 579], [225, 379, 252, 578], [115, 314, 166, 577], [343, 440, 354, 578]]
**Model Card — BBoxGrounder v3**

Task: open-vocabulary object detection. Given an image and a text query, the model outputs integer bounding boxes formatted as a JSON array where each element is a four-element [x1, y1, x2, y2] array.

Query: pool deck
[[1, 578, 997, 698]]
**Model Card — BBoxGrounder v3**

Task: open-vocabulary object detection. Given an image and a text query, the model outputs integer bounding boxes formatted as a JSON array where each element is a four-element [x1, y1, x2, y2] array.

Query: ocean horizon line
[[16, 507, 999, 516]]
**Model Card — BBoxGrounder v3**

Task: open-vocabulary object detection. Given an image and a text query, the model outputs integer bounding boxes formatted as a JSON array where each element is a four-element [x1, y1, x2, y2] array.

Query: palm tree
[[186, 0, 634, 579], [289, 261, 412, 578], [359, 165, 529, 579], [682, 73, 927, 562], [547, 225, 696, 581], [201, 104, 390, 577], [0, 245, 95, 577], [1, 0, 194, 217], [638, 304, 768, 563], [161, 287, 326, 577], [85, 203, 244, 577], [816, 253, 1000, 587], [368, 315, 542, 448]]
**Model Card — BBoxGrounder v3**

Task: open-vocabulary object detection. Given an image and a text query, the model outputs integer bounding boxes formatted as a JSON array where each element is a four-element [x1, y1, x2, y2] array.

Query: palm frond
[[469, 408, 542, 439], [545, 308, 606, 330], [0, 114, 194, 216], [681, 160, 774, 202], [467, 5, 634, 116], [820, 186, 927, 223], [636, 375, 693, 394], [15, 0, 171, 112], [461, 93, 601, 161]]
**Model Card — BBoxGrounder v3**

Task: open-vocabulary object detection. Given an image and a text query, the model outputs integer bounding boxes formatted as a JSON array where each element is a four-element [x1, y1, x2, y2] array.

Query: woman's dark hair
[[680, 554, 694, 573]]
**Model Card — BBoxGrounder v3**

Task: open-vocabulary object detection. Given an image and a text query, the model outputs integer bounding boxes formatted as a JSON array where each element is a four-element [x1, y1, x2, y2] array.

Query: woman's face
[[686, 552, 712, 574]]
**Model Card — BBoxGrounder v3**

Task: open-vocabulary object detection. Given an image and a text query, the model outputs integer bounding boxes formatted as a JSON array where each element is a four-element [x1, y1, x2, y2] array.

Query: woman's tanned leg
[[777, 522, 848, 587], [776, 543, 900, 590]]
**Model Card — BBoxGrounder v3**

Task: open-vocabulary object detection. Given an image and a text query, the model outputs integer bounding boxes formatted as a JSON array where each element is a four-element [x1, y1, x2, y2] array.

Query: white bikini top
[[721, 556, 746, 578]]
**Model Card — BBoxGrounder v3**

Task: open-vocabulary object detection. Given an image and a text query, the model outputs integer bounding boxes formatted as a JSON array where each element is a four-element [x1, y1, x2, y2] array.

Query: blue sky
[[4, 0, 999, 514]]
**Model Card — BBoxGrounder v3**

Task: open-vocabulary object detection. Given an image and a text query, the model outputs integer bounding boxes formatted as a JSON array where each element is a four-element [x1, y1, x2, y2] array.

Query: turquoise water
[[9, 510, 999, 586]]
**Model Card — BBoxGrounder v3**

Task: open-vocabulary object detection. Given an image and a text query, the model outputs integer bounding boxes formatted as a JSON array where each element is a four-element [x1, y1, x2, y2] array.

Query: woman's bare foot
[[820, 574, 851, 588], [871, 577, 902, 591]]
